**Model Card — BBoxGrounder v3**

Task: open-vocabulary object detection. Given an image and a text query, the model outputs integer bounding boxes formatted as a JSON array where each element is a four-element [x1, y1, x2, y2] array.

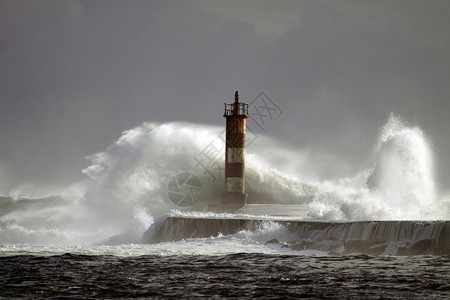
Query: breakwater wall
[[143, 217, 450, 256]]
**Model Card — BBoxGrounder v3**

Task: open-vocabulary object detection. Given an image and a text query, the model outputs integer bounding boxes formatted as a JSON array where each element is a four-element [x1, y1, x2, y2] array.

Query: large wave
[[0, 115, 448, 245], [307, 114, 446, 221]]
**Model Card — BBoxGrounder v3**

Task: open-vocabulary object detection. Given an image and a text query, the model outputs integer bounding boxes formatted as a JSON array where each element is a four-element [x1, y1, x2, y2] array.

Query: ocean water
[[1, 253, 449, 299], [0, 114, 449, 298]]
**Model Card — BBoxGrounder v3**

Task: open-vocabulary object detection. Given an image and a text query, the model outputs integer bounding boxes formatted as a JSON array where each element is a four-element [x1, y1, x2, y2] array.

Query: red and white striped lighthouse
[[222, 91, 248, 206]]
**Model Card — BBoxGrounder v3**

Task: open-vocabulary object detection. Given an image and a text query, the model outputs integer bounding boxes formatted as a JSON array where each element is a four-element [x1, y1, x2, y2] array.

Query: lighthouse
[[222, 91, 248, 206]]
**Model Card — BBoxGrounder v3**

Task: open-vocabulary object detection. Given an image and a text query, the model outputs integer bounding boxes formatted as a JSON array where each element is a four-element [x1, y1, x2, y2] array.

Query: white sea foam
[[0, 115, 448, 251], [307, 114, 445, 221]]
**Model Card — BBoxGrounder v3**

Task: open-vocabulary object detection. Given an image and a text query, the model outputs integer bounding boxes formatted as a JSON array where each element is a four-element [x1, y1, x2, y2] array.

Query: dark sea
[[1, 253, 449, 299]]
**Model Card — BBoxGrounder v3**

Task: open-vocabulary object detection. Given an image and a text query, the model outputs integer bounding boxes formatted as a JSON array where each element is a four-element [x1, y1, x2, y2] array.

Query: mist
[[0, 0, 449, 193]]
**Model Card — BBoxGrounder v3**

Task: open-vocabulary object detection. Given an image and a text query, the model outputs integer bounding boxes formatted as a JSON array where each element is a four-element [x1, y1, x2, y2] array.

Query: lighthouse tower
[[222, 91, 248, 206]]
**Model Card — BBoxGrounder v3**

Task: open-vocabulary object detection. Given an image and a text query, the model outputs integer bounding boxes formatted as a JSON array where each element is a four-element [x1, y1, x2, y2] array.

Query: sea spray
[[0, 116, 448, 246], [368, 114, 438, 219], [3, 122, 311, 244], [308, 114, 443, 221], [80, 121, 316, 222]]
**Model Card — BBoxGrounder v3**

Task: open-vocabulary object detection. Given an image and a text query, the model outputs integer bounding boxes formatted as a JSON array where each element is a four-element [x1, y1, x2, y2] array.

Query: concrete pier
[[143, 216, 450, 256]]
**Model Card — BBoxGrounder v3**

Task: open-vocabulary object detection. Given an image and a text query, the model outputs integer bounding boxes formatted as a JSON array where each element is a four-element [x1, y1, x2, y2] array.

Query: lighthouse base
[[221, 192, 248, 206], [207, 192, 248, 213], [208, 192, 248, 213]]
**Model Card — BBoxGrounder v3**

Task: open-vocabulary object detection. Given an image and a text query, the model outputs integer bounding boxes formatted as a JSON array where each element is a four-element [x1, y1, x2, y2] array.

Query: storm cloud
[[0, 0, 449, 191]]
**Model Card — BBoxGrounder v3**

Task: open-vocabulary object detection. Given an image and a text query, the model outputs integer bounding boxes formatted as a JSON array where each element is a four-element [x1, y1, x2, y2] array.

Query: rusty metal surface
[[225, 118, 247, 133], [225, 163, 245, 178], [226, 133, 245, 148], [227, 148, 245, 163], [225, 177, 245, 193]]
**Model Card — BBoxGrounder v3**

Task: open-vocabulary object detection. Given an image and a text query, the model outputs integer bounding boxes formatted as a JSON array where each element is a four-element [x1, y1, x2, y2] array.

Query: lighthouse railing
[[224, 103, 248, 116]]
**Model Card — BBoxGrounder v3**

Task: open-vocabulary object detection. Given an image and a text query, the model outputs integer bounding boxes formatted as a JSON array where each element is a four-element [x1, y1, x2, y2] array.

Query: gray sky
[[0, 0, 449, 191]]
